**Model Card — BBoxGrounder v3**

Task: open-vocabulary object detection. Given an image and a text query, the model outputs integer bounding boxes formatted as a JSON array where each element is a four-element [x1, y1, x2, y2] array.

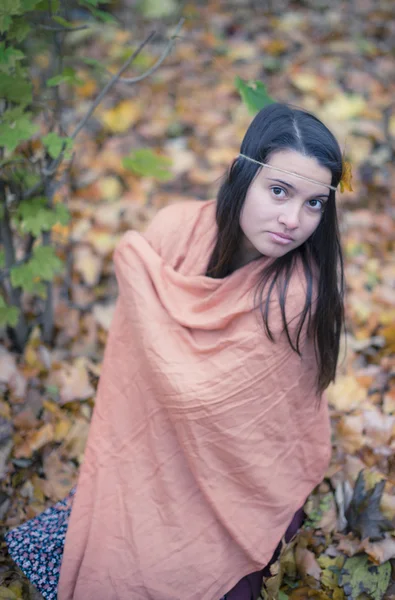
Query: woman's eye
[[271, 186, 286, 198], [308, 199, 324, 211]]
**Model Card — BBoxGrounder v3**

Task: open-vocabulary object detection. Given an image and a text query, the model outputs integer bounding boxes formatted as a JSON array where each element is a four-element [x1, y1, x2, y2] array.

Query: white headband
[[237, 153, 337, 192]]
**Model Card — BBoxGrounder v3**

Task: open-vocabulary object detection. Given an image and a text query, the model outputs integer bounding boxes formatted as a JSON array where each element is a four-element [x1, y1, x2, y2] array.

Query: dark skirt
[[5, 488, 303, 600]]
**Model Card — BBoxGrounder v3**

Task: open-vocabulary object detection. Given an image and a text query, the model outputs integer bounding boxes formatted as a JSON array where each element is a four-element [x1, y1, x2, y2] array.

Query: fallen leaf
[[73, 245, 103, 286], [14, 423, 55, 458], [345, 470, 393, 541], [339, 554, 391, 600], [56, 358, 95, 404], [295, 546, 321, 581]]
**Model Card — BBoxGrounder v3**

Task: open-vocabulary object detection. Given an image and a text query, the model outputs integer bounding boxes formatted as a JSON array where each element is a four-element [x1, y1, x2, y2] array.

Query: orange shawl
[[58, 199, 331, 600]]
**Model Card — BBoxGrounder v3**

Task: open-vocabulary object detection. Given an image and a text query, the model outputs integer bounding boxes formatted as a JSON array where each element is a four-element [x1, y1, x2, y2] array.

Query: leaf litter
[[0, 0, 395, 598]]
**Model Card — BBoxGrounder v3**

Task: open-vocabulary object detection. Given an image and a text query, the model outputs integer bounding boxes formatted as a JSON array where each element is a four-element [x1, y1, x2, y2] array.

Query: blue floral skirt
[[5, 488, 76, 600], [5, 487, 227, 600]]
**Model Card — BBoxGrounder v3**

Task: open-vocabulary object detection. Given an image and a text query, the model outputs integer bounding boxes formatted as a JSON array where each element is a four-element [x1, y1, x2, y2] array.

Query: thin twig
[[38, 24, 89, 32], [118, 20, 185, 84], [39, 20, 184, 179], [69, 29, 156, 141]]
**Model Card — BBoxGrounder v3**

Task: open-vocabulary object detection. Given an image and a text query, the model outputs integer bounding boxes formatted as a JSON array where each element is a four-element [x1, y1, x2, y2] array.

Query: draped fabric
[[58, 199, 331, 600]]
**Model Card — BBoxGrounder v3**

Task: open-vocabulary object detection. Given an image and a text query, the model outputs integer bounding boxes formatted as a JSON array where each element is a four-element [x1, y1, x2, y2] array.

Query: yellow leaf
[[339, 159, 353, 192], [317, 555, 345, 589], [7, 582, 23, 599], [98, 175, 123, 202], [75, 77, 97, 99], [99, 100, 142, 133], [73, 245, 102, 287], [326, 375, 366, 411], [54, 418, 72, 442], [0, 587, 17, 599], [14, 423, 55, 458], [323, 93, 367, 120], [381, 323, 395, 353], [291, 72, 321, 93]]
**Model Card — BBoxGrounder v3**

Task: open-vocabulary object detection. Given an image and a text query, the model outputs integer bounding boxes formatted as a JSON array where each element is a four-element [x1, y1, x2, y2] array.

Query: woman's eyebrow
[[267, 178, 329, 199]]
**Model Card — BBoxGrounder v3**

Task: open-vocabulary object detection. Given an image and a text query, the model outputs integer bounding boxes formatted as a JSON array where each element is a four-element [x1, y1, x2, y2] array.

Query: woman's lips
[[268, 232, 294, 245]]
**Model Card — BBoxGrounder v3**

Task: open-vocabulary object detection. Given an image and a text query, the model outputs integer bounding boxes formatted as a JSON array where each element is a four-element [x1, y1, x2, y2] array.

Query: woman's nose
[[278, 207, 301, 230]]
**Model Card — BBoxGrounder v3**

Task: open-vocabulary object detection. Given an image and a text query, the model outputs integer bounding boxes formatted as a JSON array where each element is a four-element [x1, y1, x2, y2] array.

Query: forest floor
[[0, 0, 394, 598]]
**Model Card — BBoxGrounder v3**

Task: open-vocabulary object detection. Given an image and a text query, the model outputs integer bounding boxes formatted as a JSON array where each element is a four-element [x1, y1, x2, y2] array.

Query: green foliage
[[0, 297, 20, 327], [47, 67, 84, 88], [339, 555, 391, 600], [16, 198, 70, 236], [0, 73, 32, 105], [0, 0, 173, 350], [79, 0, 118, 23], [235, 76, 275, 114], [0, 107, 38, 152], [0, 0, 22, 33], [122, 149, 173, 180], [11, 245, 63, 297], [42, 133, 74, 159], [0, 42, 25, 72]]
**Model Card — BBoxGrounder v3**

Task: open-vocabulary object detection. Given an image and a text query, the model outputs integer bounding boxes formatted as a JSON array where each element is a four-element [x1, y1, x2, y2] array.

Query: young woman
[[6, 103, 345, 600]]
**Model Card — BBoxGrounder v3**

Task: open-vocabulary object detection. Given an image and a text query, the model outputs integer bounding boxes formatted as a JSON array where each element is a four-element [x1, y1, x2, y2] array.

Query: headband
[[237, 153, 338, 192]]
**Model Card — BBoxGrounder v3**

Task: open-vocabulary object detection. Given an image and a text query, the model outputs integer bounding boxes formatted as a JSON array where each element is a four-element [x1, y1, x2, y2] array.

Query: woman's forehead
[[258, 149, 332, 193]]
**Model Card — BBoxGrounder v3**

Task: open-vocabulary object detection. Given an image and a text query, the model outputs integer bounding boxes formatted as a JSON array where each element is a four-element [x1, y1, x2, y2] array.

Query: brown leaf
[[56, 358, 95, 404], [295, 546, 322, 581], [14, 423, 55, 459]]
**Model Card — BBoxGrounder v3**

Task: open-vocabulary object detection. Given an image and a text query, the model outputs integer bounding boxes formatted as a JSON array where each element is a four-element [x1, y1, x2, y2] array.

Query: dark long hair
[[206, 103, 345, 395]]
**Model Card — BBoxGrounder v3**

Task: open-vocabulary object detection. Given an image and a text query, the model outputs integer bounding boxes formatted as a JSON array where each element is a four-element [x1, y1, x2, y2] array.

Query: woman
[[6, 103, 345, 600]]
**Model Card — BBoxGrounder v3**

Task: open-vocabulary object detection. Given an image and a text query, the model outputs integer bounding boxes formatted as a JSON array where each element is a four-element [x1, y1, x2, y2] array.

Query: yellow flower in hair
[[339, 158, 353, 192]]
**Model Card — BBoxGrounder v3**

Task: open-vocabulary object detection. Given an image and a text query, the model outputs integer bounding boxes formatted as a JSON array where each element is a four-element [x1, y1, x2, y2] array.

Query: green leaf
[[0, 297, 19, 328], [122, 149, 173, 181], [0, 250, 5, 268], [33, 245, 63, 280], [17, 197, 70, 236], [86, 7, 117, 23], [0, 0, 22, 33], [42, 133, 74, 159], [0, 73, 32, 105], [34, 0, 60, 10], [52, 15, 76, 28], [80, 56, 104, 68], [53, 203, 71, 226], [339, 555, 391, 600], [79, 0, 109, 7], [0, 42, 25, 73], [0, 108, 38, 152], [7, 17, 31, 42], [47, 66, 84, 87], [138, 0, 178, 19], [11, 245, 63, 296], [20, 0, 43, 9], [235, 76, 275, 115]]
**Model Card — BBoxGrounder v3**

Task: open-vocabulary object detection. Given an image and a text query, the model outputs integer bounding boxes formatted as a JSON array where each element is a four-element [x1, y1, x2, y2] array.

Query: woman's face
[[239, 149, 332, 261]]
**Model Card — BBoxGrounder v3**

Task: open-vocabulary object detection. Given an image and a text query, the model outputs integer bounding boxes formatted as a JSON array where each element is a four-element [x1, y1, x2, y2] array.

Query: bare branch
[[70, 17, 184, 141], [38, 24, 89, 32], [118, 19, 185, 84], [41, 19, 184, 179], [69, 30, 156, 142]]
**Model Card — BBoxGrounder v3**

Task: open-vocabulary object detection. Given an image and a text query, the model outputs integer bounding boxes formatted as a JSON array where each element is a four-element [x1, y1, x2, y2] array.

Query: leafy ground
[[0, 0, 395, 598]]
